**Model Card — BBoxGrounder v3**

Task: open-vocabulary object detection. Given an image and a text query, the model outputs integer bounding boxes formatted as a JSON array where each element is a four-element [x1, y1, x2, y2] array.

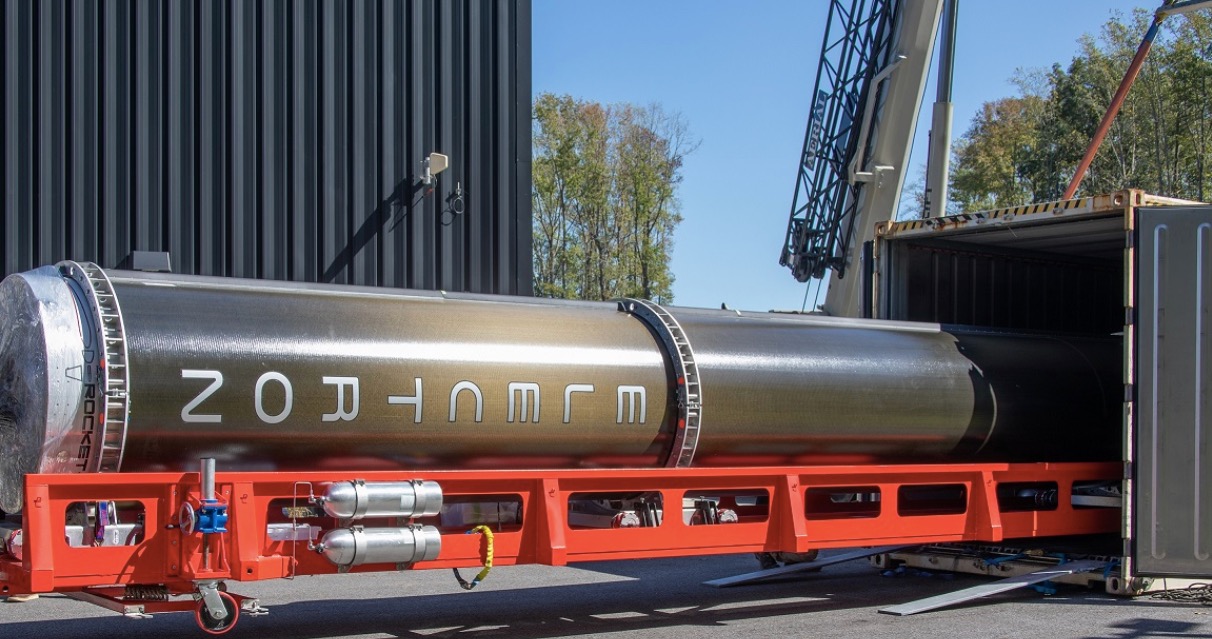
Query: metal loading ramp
[[703, 546, 912, 588], [879, 559, 1111, 615]]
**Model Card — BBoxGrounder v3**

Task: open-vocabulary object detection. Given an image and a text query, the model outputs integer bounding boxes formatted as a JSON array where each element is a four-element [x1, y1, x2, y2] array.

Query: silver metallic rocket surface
[[0, 262, 1120, 512]]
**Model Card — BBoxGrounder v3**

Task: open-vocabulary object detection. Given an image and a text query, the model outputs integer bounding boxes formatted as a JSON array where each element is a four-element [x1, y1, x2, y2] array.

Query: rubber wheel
[[195, 591, 239, 635]]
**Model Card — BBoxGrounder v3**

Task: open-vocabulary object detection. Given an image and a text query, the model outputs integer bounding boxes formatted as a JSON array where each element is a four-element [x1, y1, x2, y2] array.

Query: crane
[[779, 0, 950, 317]]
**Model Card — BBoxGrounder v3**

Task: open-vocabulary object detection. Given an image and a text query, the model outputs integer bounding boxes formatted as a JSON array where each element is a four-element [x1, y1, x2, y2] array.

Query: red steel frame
[[1, 461, 1119, 602]]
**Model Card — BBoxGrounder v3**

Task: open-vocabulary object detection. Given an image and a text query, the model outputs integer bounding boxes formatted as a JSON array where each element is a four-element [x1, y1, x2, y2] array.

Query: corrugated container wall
[[1, 0, 533, 295]]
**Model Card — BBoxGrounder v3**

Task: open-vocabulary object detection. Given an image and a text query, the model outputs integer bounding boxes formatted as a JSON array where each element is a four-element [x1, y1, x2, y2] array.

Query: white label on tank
[[181, 370, 224, 423], [617, 386, 647, 424], [507, 382, 540, 423], [563, 384, 594, 424], [387, 377, 424, 423], [322, 376, 360, 422], [449, 381, 484, 423], [255, 372, 294, 424]]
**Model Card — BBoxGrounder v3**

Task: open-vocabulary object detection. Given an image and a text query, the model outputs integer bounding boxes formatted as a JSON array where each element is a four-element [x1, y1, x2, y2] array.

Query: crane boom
[[780, 0, 944, 316]]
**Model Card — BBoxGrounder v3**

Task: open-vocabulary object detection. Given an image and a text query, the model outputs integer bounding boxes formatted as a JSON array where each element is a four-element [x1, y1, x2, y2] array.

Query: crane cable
[[453, 526, 494, 590]]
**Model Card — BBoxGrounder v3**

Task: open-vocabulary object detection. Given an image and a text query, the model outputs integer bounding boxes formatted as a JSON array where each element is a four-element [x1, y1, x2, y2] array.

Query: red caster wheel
[[195, 590, 239, 635]]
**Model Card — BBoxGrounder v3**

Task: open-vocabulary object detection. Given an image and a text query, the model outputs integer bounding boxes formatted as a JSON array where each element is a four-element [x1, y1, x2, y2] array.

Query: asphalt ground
[[2, 550, 1211, 639]]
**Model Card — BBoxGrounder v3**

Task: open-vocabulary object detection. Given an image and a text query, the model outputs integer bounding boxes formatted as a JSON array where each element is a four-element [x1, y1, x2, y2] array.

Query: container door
[[1133, 205, 1212, 577]]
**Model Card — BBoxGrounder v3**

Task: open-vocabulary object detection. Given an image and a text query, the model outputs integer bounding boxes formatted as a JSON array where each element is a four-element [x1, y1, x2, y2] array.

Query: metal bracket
[[195, 581, 229, 622], [847, 54, 907, 184], [241, 599, 270, 617]]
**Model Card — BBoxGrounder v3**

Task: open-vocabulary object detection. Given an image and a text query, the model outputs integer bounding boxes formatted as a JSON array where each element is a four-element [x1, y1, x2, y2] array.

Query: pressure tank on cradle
[[0, 262, 1121, 512]]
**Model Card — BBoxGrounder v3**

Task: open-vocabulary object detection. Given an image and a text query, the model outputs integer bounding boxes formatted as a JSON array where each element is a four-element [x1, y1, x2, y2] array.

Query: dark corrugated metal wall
[[1, 0, 532, 295]]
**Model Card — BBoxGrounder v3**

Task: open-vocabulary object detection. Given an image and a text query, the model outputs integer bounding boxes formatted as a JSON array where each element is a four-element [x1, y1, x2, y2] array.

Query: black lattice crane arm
[[780, 0, 945, 316]]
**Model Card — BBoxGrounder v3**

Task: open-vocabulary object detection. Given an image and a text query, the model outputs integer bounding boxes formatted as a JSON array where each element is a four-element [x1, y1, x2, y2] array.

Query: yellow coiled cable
[[453, 525, 494, 590]]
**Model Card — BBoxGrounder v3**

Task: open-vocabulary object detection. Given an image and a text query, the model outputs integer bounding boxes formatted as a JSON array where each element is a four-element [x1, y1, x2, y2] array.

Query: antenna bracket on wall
[[422, 152, 449, 185]]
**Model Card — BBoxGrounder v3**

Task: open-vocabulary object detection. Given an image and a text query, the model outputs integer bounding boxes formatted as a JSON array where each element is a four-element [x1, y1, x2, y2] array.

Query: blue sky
[[532, 1, 1150, 312]]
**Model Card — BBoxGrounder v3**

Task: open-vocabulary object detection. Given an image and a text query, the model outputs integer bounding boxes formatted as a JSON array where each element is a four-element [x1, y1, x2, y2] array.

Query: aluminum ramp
[[878, 558, 1110, 616], [704, 546, 911, 588]]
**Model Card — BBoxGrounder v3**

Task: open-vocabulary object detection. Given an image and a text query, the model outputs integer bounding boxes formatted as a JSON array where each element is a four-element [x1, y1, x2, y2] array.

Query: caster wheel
[[195, 591, 239, 635]]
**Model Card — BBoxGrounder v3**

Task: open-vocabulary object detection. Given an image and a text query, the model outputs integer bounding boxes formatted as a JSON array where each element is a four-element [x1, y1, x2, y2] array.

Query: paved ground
[[2, 550, 1211, 638]]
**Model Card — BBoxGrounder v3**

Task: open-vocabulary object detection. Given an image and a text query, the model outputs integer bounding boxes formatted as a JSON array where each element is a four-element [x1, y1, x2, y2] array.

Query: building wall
[[1, 0, 533, 295]]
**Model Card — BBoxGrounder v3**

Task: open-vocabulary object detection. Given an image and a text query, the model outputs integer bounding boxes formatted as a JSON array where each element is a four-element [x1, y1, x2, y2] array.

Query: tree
[[532, 94, 587, 299], [947, 10, 1212, 210], [949, 95, 1048, 211], [531, 93, 697, 303]]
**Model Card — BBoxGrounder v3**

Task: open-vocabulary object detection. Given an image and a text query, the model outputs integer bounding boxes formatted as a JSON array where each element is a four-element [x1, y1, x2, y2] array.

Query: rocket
[[0, 262, 1119, 513]]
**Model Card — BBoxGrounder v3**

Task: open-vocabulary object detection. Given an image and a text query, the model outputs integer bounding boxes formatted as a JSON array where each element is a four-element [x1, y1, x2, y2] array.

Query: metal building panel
[[513, 0, 534, 296], [1134, 205, 1212, 577], [1, 0, 531, 295]]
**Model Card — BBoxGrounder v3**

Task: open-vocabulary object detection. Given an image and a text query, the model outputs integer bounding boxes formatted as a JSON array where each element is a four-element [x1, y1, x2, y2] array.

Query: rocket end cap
[[0, 267, 85, 513]]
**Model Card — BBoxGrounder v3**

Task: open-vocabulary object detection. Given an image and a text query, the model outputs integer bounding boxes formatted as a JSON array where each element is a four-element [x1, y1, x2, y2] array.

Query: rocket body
[[0, 263, 1119, 512]]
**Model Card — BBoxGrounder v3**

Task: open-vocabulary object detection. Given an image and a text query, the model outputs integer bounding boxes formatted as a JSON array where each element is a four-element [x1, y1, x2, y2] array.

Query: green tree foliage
[[949, 95, 1048, 211], [949, 9, 1212, 211], [532, 93, 696, 302]]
